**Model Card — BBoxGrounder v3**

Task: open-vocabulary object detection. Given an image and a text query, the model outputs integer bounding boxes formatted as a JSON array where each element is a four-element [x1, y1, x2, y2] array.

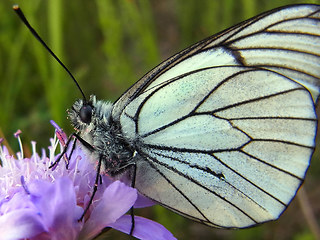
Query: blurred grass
[[0, 0, 319, 239]]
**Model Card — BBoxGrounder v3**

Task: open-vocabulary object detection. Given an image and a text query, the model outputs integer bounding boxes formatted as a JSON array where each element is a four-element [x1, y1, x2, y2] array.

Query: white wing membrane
[[120, 66, 316, 228], [112, 5, 320, 228], [143, 114, 249, 151], [112, 5, 320, 117], [143, 48, 239, 92]]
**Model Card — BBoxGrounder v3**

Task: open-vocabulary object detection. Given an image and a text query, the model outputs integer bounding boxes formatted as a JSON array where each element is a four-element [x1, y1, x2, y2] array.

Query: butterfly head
[[68, 95, 97, 132], [68, 95, 114, 133]]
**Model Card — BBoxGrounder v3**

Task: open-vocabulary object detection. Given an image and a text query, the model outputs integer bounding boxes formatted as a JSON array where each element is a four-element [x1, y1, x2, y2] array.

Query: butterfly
[[15, 4, 320, 229]]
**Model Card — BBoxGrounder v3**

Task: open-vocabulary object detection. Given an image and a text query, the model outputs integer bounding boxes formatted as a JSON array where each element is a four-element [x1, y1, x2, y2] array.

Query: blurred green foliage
[[0, 0, 319, 239]]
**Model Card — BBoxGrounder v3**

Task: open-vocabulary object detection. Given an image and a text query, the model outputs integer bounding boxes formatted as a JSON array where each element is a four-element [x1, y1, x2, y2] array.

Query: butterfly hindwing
[[119, 66, 316, 228]]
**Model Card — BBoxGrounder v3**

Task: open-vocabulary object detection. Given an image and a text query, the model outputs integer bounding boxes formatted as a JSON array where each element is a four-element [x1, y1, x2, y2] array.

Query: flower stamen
[[14, 129, 23, 160]]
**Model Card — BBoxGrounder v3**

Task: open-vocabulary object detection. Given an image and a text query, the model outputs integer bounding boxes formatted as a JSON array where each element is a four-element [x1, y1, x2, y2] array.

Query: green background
[[0, 0, 319, 239]]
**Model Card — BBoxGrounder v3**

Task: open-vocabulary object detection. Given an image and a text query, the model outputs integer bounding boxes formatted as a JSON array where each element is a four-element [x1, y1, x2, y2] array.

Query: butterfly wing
[[112, 4, 320, 118], [111, 5, 320, 228]]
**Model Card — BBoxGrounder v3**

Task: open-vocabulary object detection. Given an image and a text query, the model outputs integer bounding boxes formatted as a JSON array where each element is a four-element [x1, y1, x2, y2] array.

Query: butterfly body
[[69, 97, 136, 176], [67, 4, 320, 229]]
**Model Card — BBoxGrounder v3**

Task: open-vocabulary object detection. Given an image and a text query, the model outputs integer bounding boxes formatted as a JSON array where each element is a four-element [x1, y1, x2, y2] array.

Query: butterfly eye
[[79, 104, 93, 124]]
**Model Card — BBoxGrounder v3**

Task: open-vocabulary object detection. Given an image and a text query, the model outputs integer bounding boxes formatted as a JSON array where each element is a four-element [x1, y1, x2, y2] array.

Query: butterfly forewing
[[112, 4, 320, 118], [111, 4, 320, 228]]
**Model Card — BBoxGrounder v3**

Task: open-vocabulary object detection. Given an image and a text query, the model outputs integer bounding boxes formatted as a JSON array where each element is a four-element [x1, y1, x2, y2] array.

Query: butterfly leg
[[79, 153, 103, 221], [51, 130, 102, 221], [66, 138, 77, 169], [129, 163, 137, 235], [50, 132, 94, 169], [49, 133, 75, 169]]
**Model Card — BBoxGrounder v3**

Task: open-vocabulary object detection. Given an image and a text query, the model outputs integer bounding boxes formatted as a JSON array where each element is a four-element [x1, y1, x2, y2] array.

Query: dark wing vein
[[139, 149, 260, 224]]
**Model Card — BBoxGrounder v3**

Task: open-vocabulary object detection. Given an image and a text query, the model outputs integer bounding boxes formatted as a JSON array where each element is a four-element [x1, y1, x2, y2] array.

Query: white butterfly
[[41, 4, 320, 229], [65, 4, 320, 228]]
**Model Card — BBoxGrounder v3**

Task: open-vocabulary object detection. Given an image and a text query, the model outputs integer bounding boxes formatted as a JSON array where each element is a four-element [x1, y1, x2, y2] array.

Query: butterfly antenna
[[13, 5, 87, 103]]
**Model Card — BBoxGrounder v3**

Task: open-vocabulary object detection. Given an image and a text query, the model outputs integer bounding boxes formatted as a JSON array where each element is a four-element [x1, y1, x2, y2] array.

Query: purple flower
[[0, 121, 176, 240]]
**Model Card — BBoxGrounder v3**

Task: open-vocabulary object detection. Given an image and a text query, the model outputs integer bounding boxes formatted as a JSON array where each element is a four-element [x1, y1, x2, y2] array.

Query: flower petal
[[109, 215, 177, 240], [134, 193, 155, 208], [79, 181, 137, 240], [28, 177, 82, 240], [0, 208, 46, 240]]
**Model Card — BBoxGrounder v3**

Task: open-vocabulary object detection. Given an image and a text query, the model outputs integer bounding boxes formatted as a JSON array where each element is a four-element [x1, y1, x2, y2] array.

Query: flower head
[[0, 121, 176, 240]]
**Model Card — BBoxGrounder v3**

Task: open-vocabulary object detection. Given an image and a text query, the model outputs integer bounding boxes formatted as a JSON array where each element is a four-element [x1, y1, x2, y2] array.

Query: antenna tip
[[13, 4, 20, 10]]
